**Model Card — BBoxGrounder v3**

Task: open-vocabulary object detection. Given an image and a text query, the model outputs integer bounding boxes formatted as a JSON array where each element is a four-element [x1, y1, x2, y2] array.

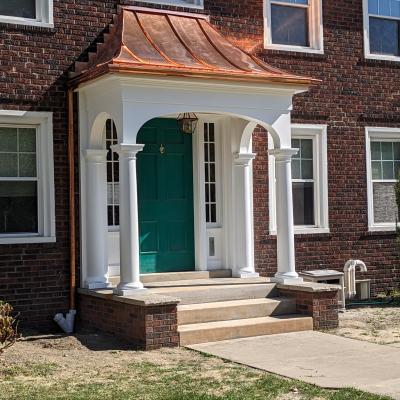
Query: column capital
[[269, 148, 298, 161], [82, 149, 108, 163], [234, 152, 256, 166], [111, 143, 145, 158]]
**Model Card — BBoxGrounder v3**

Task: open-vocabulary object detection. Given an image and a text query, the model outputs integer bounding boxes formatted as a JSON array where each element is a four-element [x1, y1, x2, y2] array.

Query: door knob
[[159, 144, 165, 155]]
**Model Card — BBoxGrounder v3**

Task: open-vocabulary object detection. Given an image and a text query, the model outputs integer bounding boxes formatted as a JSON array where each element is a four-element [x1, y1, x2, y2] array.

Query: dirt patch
[[331, 305, 400, 345]]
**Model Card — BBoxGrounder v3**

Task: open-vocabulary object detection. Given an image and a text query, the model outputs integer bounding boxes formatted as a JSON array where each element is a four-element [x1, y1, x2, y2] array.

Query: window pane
[[0, 181, 37, 233], [293, 182, 314, 225], [0, 0, 36, 19], [19, 154, 37, 177], [0, 127, 17, 152], [373, 182, 398, 223], [0, 154, 18, 177], [372, 161, 382, 180], [19, 128, 36, 152], [369, 0, 379, 14], [394, 142, 400, 159], [369, 17, 399, 56], [369, 0, 400, 17], [395, 161, 400, 179], [301, 159, 313, 179], [271, 5, 309, 46], [301, 139, 313, 159], [382, 161, 394, 179], [292, 159, 301, 179], [381, 142, 393, 160], [291, 139, 300, 156], [371, 141, 381, 160]]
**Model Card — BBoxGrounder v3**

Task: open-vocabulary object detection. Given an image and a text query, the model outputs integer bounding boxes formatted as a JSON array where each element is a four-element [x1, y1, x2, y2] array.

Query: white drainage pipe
[[54, 310, 76, 334], [344, 260, 367, 300]]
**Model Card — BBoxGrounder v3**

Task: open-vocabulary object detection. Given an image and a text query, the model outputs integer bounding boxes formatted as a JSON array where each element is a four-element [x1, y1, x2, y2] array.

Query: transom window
[[365, 0, 400, 59], [105, 120, 119, 228], [0, 0, 53, 27], [264, 0, 323, 53], [291, 138, 315, 226], [204, 123, 217, 224], [0, 126, 38, 234]]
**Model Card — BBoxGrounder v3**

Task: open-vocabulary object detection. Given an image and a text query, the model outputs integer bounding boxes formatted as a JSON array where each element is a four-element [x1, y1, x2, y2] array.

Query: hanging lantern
[[177, 113, 199, 135]]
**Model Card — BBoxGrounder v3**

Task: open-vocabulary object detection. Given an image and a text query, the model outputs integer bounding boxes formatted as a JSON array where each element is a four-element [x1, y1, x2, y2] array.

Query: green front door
[[137, 118, 195, 273]]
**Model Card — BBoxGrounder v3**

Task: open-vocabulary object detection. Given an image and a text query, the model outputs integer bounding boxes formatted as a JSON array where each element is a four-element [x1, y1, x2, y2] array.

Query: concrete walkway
[[188, 331, 400, 399]]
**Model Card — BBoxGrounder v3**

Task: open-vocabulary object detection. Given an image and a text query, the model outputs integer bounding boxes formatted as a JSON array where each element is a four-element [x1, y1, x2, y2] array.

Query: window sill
[[264, 44, 324, 55], [368, 225, 396, 233], [365, 53, 400, 63], [0, 16, 53, 29], [0, 236, 56, 245], [269, 227, 330, 236], [133, 0, 204, 9]]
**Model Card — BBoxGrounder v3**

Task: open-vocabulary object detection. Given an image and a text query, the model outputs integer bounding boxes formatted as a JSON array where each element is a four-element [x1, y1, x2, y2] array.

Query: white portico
[[72, 7, 316, 295]]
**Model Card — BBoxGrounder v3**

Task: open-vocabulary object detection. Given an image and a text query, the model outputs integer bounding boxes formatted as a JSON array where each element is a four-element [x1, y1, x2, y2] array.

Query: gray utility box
[[299, 269, 346, 310]]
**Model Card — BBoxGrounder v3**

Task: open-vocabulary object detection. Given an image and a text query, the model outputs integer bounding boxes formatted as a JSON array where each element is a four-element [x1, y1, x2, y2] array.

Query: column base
[[271, 273, 303, 285], [113, 282, 146, 296], [233, 271, 260, 278], [84, 280, 112, 290]]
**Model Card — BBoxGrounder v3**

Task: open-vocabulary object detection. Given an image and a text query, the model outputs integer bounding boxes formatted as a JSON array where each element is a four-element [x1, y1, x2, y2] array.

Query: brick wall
[[78, 292, 179, 350], [278, 286, 339, 330], [1, 0, 400, 328]]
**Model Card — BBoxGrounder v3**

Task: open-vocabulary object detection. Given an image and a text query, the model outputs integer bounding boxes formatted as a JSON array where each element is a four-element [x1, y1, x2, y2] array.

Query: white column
[[83, 149, 110, 289], [269, 148, 303, 284], [112, 144, 145, 296], [233, 152, 259, 278]]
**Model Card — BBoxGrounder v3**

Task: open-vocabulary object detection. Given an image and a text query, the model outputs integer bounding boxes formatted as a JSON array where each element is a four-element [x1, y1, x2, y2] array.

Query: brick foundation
[[78, 290, 179, 350], [277, 284, 339, 330]]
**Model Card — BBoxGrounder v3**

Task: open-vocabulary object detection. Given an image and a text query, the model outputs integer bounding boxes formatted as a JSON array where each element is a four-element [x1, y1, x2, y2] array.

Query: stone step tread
[[149, 283, 274, 294], [177, 297, 286, 311], [145, 277, 270, 288], [141, 270, 232, 283], [178, 314, 310, 332]]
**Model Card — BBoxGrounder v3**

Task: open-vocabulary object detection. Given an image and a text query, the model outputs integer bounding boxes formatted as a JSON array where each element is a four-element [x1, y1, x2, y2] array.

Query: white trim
[[134, 0, 204, 9], [363, 0, 400, 62], [269, 123, 329, 235], [0, 110, 55, 244], [264, 0, 324, 53], [365, 127, 400, 232], [0, 0, 53, 28]]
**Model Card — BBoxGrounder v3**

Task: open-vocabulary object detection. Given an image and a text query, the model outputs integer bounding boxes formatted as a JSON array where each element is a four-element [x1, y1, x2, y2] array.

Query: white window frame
[[264, 0, 324, 54], [0, 110, 55, 244], [366, 127, 400, 231], [134, 0, 204, 9], [0, 0, 53, 28], [363, 0, 400, 62], [269, 124, 329, 235]]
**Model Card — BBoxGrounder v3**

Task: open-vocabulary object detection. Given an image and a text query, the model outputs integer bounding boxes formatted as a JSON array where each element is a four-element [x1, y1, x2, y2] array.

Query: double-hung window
[[0, 0, 53, 27], [366, 128, 400, 230], [364, 0, 400, 60], [264, 0, 323, 53], [0, 111, 55, 244], [269, 124, 329, 234]]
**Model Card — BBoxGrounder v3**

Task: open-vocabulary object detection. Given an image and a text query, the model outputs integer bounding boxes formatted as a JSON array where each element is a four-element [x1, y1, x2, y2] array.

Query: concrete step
[[149, 283, 277, 305], [179, 314, 313, 346], [109, 270, 232, 286], [145, 277, 270, 288], [177, 297, 296, 325]]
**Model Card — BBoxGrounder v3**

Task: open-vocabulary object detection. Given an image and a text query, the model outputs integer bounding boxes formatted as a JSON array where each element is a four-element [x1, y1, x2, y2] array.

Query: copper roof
[[70, 7, 317, 87]]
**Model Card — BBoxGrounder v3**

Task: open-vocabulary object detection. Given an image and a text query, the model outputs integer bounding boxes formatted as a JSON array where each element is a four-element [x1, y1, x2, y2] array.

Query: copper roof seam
[[133, 12, 181, 68], [120, 43, 146, 64], [196, 19, 248, 73], [165, 14, 214, 70]]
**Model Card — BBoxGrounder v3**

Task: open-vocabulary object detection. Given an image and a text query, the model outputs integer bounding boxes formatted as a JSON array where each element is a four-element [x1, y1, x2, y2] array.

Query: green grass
[[0, 351, 392, 400]]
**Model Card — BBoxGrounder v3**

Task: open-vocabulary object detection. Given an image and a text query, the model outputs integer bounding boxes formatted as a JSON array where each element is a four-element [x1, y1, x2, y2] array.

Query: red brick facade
[[0, 0, 399, 328]]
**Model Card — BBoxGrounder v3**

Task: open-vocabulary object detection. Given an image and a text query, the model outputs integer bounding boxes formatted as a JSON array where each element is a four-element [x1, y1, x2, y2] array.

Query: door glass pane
[[370, 17, 399, 56], [0, 181, 37, 233], [0, 0, 36, 19], [0, 127, 17, 152], [293, 182, 315, 225], [271, 4, 309, 46]]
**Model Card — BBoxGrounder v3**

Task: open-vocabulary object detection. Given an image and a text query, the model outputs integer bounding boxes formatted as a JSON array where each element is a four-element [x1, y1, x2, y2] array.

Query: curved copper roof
[[70, 7, 317, 87]]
